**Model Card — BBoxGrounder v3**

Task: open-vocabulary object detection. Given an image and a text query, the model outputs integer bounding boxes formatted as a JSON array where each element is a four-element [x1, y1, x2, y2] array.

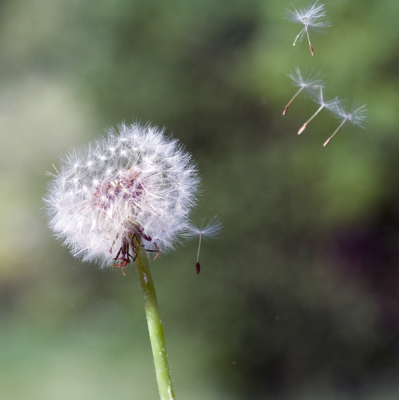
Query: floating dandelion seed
[[183, 216, 222, 274], [286, 1, 330, 56], [323, 101, 368, 146], [298, 86, 340, 135], [45, 122, 200, 275], [283, 67, 323, 115]]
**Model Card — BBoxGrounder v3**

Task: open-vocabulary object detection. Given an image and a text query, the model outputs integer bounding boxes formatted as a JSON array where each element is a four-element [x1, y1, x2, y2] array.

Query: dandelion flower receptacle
[[45, 122, 202, 400], [286, 1, 330, 56]]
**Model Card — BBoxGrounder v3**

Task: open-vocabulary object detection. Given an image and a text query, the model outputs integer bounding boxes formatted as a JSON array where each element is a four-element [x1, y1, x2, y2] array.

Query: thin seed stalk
[[298, 104, 325, 135], [323, 118, 347, 147], [293, 27, 305, 46], [135, 241, 176, 400], [283, 86, 304, 115], [305, 28, 314, 56]]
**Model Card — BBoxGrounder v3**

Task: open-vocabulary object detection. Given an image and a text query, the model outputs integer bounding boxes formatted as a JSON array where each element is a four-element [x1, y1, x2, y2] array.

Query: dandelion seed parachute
[[183, 215, 223, 274], [323, 101, 368, 146], [45, 122, 200, 269], [183, 215, 223, 241], [283, 67, 324, 115], [286, 1, 330, 56]]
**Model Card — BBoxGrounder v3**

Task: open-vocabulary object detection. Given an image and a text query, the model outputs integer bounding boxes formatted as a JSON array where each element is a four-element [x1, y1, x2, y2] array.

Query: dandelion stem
[[323, 118, 347, 147], [283, 86, 304, 115], [298, 104, 324, 134], [135, 241, 176, 400]]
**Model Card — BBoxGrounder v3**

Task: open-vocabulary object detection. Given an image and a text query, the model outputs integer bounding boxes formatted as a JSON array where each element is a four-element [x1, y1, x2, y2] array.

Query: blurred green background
[[1, 0, 399, 399]]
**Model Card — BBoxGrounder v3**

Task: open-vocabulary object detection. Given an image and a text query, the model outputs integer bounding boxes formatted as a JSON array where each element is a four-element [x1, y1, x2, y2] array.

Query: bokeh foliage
[[1, 1, 399, 399]]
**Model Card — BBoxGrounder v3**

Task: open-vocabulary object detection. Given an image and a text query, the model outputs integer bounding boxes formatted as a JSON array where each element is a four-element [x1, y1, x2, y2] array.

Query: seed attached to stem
[[298, 87, 340, 135], [286, 1, 330, 56], [283, 67, 323, 116], [183, 216, 222, 274], [323, 102, 368, 146]]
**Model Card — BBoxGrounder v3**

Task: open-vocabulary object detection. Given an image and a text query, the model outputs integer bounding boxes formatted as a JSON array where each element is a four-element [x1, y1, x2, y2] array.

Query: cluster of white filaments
[[45, 123, 200, 270], [283, 68, 367, 145]]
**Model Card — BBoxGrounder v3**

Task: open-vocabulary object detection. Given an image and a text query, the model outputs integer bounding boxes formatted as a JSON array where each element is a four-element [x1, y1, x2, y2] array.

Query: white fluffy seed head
[[45, 122, 200, 268]]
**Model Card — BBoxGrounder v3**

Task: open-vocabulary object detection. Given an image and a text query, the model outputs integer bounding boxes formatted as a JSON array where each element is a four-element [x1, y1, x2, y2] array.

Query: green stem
[[135, 242, 176, 400]]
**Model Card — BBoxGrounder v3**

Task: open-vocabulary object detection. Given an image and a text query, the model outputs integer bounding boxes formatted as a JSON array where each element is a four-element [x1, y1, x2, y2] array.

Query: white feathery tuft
[[183, 215, 223, 241], [288, 67, 324, 90], [309, 86, 341, 111], [44, 122, 200, 269], [331, 101, 368, 128]]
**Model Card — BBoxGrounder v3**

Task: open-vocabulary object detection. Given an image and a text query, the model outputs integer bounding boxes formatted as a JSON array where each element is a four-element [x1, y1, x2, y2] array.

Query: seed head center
[[92, 168, 144, 210]]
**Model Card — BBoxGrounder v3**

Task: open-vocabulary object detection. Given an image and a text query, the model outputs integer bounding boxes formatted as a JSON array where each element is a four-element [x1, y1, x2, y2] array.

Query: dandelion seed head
[[45, 122, 200, 268]]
